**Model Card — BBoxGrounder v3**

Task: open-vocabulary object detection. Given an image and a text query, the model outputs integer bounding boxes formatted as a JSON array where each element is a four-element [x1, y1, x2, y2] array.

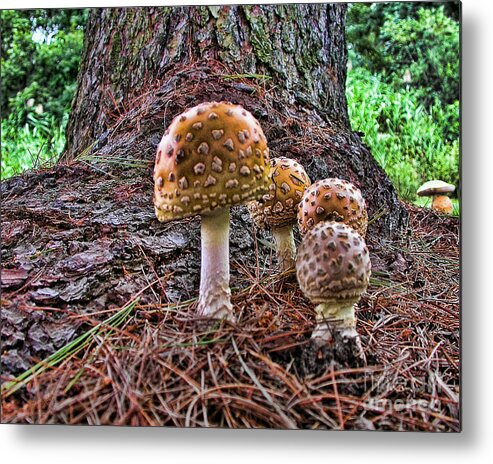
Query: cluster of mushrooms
[[153, 101, 371, 353]]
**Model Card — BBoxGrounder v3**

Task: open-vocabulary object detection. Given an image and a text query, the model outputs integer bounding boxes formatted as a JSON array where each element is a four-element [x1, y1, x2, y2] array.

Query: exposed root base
[[196, 301, 235, 323], [309, 325, 366, 367]]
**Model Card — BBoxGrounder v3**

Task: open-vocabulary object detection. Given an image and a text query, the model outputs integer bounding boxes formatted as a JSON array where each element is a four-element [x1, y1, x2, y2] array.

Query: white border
[[2, 0, 492, 463]]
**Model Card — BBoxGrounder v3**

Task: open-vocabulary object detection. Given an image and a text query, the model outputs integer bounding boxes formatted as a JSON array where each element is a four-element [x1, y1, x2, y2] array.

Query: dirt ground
[[1, 163, 459, 430]]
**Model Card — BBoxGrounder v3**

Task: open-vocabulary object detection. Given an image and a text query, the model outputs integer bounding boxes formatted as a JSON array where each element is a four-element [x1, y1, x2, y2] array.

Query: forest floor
[[1, 178, 460, 431]]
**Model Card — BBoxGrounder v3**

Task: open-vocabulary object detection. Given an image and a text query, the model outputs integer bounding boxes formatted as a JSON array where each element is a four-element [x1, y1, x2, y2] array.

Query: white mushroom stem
[[196, 208, 234, 321], [311, 302, 358, 339], [312, 302, 365, 361], [272, 225, 296, 272]]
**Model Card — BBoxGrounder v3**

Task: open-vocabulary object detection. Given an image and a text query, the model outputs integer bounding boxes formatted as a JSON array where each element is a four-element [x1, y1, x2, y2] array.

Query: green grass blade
[[1, 300, 138, 399]]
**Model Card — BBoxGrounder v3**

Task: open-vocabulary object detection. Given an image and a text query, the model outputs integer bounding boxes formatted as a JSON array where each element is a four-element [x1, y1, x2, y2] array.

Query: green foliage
[[379, 6, 459, 108], [346, 67, 459, 202], [1, 9, 87, 119], [1, 10, 35, 114], [1, 9, 87, 179], [347, 3, 460, 109], [1, 111, 68, 179], [346, 3, 459, 204]]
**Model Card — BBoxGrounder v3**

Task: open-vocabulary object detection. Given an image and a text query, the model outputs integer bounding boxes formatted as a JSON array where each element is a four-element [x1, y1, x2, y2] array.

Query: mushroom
[[247, 157, 311, 271], [153, 101, 271, 321], [297, 178, 368, 238], [416, 180, 455, 215], [296, 221, 371, 354]]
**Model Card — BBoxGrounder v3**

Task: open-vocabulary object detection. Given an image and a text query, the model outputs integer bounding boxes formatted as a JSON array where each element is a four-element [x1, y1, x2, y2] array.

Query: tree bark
[[63, 4, 406, 236], [65, 5, 349, 155], [2, 4, 407, 377]]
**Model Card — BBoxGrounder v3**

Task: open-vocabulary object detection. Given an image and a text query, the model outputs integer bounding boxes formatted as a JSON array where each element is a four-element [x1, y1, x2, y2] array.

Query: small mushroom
[[296, 221, 371, 356], [247, 157, 311, 272], [154, 101, 271, 321], [297, 178, 368, 237], [416, 180, 455, 215]]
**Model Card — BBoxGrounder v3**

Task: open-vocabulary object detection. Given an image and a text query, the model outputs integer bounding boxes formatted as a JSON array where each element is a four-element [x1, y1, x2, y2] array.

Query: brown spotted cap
[[154, 101, 271, 221], [297, 178, 368, 237], [296, 222, 371, 305], [247, 157, 311, 229]]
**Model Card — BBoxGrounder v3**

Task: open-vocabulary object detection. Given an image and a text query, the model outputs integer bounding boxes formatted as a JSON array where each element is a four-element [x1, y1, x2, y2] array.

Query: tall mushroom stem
[[197, 207, 234, 321], [272, 225, 296, 272]]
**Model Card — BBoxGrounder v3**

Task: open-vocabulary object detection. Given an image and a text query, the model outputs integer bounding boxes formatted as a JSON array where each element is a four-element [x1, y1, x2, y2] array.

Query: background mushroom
[[296, 221, 371, 356], [416, 180, 456, 214], [247, 157, 311, 272], [297, 178, 368, 237], [154, 101, 271, 321]]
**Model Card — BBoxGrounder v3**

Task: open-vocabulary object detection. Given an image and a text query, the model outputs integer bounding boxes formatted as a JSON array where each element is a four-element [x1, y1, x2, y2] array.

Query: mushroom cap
[[296, 221, 371, 305], [153, 101, 271, 221], [247, 157, 311, 229], [297, 178, 368, 237], [417, 180, 455, 196]]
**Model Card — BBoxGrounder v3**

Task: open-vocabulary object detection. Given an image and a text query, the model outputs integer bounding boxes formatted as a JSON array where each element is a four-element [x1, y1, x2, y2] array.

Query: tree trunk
[[63, 4, 406, 237], [65, 5, 350, 155], [2, 4, 407, 378]]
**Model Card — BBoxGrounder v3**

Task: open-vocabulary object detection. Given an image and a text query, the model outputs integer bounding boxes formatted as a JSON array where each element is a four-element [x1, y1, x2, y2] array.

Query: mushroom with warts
[[296, 221, 371, 358], [153, 101, 271, 321], [247, 157, 311, 272], [297, 178, 368, 238], [416, 180, 455, 215]]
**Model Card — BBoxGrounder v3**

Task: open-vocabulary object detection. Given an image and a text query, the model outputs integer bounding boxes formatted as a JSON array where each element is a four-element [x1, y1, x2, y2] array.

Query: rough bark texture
[[63, 4, 406, 235], [2, 4, 408, 377], [65, 5, 349, 155]]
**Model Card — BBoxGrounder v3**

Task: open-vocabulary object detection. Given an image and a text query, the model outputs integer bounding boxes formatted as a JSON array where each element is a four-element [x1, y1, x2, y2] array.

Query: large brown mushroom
[[154, 101, 271, 321], [296, 221, 371, 355], [247, 157, 311, 271], [297, 178, 368, 238], [417, 180, 455, 214]]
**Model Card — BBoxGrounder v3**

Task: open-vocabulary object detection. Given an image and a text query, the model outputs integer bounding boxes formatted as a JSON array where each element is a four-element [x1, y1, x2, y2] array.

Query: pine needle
[[1, 300, 138, 399]]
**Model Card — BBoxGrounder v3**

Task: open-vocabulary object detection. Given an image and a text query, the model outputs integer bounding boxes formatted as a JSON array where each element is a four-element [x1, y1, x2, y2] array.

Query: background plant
[[346, 67, 459, 202], [1, 9, 87, 179], [346, 3, 460, 204]]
